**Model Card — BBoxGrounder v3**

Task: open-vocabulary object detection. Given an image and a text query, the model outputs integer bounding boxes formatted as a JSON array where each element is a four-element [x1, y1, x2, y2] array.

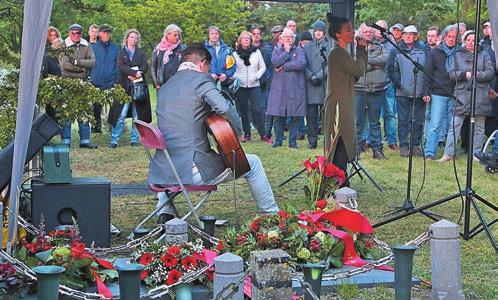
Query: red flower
[[316, 155, 327, 173], [166, 269, 182, 285], [323, 163, 346, 183], [309, 238, 321, 251], [161, 253, 178, 268], [249, 220, 260, 232], [206, 267, 214, 281], [316, 199, 328, 209], [303, 159, 314, 174], [216, 241, 224, 252], [167, 245, 181, 256], [139, 253, 154, 266], [236, 234, 248, 245], [277, 210, 290, 220], [140, 270, 149, 280], [71, 242, 93, 260], [181, 255, 198, 270]]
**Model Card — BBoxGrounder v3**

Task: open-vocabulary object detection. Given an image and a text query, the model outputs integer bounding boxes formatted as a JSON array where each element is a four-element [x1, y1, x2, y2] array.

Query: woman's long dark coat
[[108, 47, 152, 127]]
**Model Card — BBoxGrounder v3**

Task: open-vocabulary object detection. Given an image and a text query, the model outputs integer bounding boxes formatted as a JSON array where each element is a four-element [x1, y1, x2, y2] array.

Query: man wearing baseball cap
[[60, 23, 97, 148], [389, 23, 404, 44], [90, 24, 119, 136], [387, 24, 427, 157]]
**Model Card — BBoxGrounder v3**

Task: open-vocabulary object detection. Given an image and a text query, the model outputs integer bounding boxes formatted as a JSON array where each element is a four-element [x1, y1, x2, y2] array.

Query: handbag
[[131, 82, 147, 102]]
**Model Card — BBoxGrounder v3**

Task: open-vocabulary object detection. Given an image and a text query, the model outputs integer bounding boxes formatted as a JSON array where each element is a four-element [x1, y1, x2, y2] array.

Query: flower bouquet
[[131, 240, 208, 288], [17, 225, 116, 294], [302, 155, 346, 209], [0, 262, 33, 298]]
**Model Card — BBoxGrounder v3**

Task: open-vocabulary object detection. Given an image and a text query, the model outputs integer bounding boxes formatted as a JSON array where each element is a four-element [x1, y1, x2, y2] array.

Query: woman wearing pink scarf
[[151, 24, 185, 90]]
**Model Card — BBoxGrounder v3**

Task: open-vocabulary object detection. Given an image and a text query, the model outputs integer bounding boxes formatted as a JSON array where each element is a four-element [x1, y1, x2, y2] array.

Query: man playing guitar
[[148, 45, 279, 223]]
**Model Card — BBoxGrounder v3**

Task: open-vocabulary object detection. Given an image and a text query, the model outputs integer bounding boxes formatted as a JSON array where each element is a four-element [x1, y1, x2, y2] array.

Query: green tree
[[357, 0, 490, 32], [247, 1, 329, 39], [108, 0, 248, 53]]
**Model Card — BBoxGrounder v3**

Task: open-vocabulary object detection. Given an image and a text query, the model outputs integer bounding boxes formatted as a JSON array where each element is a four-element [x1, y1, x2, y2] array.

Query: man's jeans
[[61, 120, 91, 145], [356, 90, 385, 150], [424, 95, 454, 157], [262, 84, 274, 137], [110, 103, 139, 145], [397, 96, 425, 148], [382, 83, 398, 145], [444, 114, 486, 156], [274, 116, 299, 147], [156, 154, 279, 215]]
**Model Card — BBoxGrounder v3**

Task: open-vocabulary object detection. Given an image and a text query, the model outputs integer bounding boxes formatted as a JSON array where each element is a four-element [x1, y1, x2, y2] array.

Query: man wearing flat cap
[[60, 23, 98, 149], [90, 24, 119, 135]]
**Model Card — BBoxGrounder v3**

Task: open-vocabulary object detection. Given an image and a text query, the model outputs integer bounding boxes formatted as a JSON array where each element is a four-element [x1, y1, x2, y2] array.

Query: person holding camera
[[304, 20, 331, 149], [354, 23, 390, 159]]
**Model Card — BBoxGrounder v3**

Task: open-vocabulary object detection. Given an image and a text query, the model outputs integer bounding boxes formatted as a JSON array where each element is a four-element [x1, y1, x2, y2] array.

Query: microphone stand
[[374, 30, 445, 219]]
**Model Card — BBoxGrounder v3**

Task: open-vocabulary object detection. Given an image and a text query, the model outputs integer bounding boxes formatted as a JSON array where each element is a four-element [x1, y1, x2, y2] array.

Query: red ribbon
[[91, 269, 113, 299]]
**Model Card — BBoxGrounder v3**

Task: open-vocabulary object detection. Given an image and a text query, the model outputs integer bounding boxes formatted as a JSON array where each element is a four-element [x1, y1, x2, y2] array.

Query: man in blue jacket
[[91, 24, 119, 133], [387, 25, 427, 157], [204, 26, 236, 85]]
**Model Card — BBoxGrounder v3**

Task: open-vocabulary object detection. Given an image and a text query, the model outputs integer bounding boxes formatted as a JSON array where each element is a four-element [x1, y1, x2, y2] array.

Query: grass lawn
[[66, 88, 497, 299]]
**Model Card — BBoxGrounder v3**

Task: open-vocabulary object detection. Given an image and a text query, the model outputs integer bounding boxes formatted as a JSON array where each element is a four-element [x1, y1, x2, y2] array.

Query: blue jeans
[[61, 120, 91, 145], [274, 116, 299, 147], [424, 95, 454, 157], [382, 83, 397, 145], [110, 103, 139, 145], [356, 90, 385, 150], [261, 84, 274, 137], [397, 96, 426, 148]]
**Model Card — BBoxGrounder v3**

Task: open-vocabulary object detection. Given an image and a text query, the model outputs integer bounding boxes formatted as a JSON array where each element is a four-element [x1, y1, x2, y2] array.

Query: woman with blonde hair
[[107, 29, 152, 148], [151, 24, 185, 90], [233, 31, 267, 142]]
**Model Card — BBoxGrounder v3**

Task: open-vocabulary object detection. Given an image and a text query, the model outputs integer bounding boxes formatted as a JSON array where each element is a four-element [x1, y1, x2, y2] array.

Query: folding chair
[[483, 130, 497, 153], [133, 120, 217, 230]]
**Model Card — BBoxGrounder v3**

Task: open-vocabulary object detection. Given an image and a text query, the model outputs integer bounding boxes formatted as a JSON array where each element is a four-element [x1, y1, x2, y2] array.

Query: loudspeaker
[[31, 177, 111, 247], [0, 113, 59, 191]]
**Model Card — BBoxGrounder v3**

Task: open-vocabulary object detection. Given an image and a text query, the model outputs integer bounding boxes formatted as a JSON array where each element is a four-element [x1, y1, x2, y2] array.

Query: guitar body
[[206, 113, 251, 178]]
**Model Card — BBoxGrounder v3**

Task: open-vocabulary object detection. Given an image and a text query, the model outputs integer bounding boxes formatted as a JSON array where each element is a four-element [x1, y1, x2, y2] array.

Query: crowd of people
[[42, 16, 498, 165]]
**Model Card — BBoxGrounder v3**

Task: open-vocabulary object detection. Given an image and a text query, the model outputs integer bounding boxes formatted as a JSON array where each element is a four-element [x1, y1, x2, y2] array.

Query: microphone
[[369, 23, 392, 35]]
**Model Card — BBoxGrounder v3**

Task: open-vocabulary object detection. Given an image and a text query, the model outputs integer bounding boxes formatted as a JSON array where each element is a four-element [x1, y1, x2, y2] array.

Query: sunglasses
[[70, 31, 82, 35]]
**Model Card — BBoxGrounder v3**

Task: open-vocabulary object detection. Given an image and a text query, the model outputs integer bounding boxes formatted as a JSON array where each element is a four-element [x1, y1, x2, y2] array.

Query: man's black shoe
[[307, 143, 317, 149], [130, 142, 140, 147], [157, 213, 175, 225], [373, 149, 388, 160], [475, 151, 498, 164], [109, 143, 117, 149], [80, 143, 98, 149]]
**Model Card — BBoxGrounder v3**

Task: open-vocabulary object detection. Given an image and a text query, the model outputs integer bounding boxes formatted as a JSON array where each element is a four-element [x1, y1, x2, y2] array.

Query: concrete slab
[[292, 264, 420, 294]]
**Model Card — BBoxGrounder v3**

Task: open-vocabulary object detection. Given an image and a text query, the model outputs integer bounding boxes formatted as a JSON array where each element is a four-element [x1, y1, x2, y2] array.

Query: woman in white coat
[[233, 31, 267, 142]]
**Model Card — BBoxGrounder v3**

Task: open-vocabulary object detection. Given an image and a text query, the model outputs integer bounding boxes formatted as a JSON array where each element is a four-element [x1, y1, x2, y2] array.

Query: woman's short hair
[[122, 29, 141, 47], [237, 31, 253, 44], [327, 13, 350, 41], [164, 24, 182, 38], [207, 25, 220, 35]]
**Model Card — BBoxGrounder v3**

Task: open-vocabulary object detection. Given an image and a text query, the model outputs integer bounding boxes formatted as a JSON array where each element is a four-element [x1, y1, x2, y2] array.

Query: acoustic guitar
[[206, 113, 251, 178]]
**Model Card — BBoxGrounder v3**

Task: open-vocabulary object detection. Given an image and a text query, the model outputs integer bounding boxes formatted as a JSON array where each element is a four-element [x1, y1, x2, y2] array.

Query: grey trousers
[[444, 114, 486, 156]]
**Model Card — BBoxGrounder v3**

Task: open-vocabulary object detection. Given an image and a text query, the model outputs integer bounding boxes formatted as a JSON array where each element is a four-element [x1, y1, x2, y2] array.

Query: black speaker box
[[31, 177, 111, 247], [0, 113, 59, 191]]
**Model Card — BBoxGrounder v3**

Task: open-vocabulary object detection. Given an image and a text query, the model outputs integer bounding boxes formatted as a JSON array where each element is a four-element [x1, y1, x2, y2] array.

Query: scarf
[[125, 46, 135, 61], [177, 61, 201, 72], [154, 36, 181, 65], [236, 46, 257, 66], [440, 42, 459, 71]]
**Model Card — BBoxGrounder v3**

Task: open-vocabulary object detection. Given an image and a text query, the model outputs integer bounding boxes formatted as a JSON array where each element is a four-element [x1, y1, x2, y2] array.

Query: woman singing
[[323, 14, 367, 177]]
